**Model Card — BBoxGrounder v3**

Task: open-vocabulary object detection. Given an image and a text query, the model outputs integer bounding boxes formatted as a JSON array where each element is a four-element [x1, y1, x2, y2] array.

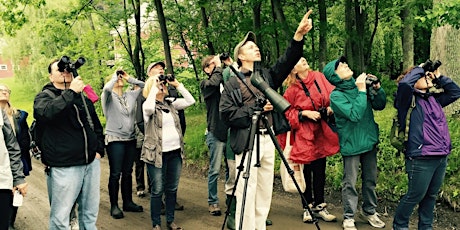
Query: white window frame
[[0, 64, 7, 71]]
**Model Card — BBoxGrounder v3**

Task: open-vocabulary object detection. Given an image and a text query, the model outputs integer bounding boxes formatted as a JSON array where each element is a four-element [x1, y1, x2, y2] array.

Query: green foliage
[[416, 0, 460, 29]]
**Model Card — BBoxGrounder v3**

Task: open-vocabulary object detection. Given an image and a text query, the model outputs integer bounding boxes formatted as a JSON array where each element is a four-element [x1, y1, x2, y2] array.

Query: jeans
[[342, 148, 378, 219], [205, 132, 225, 205], [302, 157, 326, 207], [47, 159, 100, 230], [146, 149, 182, 226], [107, 140, 137, 205], [393, 156, 447, 230]]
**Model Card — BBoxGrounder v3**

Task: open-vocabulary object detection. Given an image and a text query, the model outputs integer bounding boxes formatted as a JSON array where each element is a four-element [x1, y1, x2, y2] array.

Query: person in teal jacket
[[322, 56, 386, 230]]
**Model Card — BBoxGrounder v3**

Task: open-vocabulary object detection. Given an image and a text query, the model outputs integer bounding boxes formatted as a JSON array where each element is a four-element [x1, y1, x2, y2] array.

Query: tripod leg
[[260, 115, 321, 230]]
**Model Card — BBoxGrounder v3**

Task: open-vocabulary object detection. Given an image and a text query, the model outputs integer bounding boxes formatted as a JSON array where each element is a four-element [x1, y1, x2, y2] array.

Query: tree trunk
[[154, 0, 174, 74], [318, 0, 327, 70], [401, 2, 414, 70], [431, 25, 460, 115], [200, 6, 215, 55], [271, 0, 289, 43], [253, 0, 263, 59]]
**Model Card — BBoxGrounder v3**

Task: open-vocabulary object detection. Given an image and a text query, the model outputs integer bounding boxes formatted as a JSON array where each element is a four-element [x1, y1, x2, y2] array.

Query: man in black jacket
[[219, 10, 313, 230], [33, 59, 104, 229], [201, 55, 232, 217]]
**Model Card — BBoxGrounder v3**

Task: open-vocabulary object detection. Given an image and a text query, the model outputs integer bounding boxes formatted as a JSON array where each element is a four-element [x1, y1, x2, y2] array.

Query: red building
[[0, 57, 14, 78]]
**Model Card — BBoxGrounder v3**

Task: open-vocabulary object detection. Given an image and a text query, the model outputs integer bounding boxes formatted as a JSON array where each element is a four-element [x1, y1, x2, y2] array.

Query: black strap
[[297, 74, 324, 111]]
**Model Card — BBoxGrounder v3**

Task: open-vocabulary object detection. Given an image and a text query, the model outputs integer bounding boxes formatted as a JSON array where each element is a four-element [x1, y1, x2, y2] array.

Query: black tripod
[[222, 107, 320, 230]]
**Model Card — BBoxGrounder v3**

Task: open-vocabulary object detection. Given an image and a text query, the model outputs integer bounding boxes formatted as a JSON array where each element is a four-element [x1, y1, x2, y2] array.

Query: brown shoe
[[208, 204, 221, 216], [167, 222, 183, 230]]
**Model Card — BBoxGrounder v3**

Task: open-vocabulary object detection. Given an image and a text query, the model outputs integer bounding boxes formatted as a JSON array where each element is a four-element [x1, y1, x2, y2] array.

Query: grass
[[0, 77, 36, 124]]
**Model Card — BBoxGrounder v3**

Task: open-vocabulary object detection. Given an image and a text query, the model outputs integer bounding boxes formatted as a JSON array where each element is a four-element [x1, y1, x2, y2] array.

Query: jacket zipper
[[74, 105, 89, 163]]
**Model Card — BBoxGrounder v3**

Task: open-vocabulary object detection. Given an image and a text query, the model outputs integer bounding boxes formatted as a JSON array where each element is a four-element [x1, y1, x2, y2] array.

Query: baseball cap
[[147, 61, 166, 73], [233, 31, 257, 63], [334, 56, 347, 70]]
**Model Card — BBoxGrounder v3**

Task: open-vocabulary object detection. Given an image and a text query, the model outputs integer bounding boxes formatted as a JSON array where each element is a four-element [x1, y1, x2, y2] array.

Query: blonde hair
[[283, 68, 312, 87], [0, 83, 17, 116], [143, 77, 156, 98]]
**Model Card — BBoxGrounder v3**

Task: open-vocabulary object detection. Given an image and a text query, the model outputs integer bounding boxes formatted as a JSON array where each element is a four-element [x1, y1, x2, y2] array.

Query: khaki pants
[[235, 133, 275, 230]]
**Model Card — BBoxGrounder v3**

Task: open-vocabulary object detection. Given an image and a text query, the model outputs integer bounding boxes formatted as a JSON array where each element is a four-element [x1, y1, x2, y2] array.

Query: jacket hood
[[323, 59, 356, 90]]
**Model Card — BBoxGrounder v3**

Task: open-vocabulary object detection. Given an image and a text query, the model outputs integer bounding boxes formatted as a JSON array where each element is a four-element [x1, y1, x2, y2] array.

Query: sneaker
[[302, 209, 313, 223], [137, 190, 145, 197], [342, 219, 357, 230], [361, 212, 385, 228], [208, 203, 222, 216], [70, 217, 79, 230], [312, 203, 337, 222]]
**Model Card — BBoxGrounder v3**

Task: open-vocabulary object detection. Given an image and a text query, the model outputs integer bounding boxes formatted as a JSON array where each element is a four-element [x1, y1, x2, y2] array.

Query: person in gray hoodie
[[0, 109, 27, 230], [102, 69, 145, 219]]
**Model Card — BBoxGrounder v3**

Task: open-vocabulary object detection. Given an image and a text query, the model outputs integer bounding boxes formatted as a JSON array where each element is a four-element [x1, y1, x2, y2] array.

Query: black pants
[[301, 157, 326, 207], [107, 140, 137, 205], [134, 147, 151, 191], [0, 189, 13, 230]]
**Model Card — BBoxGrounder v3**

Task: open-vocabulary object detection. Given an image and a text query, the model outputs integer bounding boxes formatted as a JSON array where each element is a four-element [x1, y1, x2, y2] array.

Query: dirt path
[[12, 158, 459, 230]]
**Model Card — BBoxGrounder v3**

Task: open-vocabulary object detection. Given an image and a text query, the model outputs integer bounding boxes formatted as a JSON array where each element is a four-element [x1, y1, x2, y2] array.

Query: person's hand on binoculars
[[301, 110, 321, 122], [168, 78, 180, 88], [327, 107, 334, 116], [355, 73, 367, 92], [367, 74, 381, 90], [212, 56, 222, 68], [222, 57, 233, 66], [70, 76, 85, 93]]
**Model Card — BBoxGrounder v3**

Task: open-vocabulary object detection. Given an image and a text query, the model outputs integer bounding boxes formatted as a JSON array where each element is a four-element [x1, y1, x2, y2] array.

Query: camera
[[57, 55, 86, 74], [318, 107, 328, 120], [422, 59, 442, 73], [219, 52, 230, 61], [365, 74, 380, 89], [158, 74, 175, 83], [29, 141, 41, 160]]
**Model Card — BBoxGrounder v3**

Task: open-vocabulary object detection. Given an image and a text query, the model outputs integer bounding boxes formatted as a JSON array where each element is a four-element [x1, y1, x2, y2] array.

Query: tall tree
[[154, 0, 174, 75], [318, 0, 327, 70], [400, 0, 414, 70]]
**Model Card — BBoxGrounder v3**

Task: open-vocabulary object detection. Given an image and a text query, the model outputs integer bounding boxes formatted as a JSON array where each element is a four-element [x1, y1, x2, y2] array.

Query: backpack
[[29, 89, 56, 159], [390, 95, 416, 155]]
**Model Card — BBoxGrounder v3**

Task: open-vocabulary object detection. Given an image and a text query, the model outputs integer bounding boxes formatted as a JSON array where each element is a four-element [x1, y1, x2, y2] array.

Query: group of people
[[0, 8, 459, 230]]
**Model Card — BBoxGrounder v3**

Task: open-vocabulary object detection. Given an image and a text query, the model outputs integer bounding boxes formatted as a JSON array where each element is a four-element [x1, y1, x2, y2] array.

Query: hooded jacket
[[395, 67, 460, 158], [33, 83, 105, 167], [283, 71, 339, 164], [0, 110, 25, 190], [322, 60, 386, 156]]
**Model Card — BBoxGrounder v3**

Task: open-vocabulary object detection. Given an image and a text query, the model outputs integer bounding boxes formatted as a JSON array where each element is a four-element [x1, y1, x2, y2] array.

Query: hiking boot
[[303, 209, 313, 223], [312, 203, 337, 222], [175, 201, 184, 210], [110, 205, 124, 219], [342, 218, 357, 230], [137, 190, 145, 197], [70, 217, 79, 230], [123, 201, 143, 212], [265, 219, 273, 226], [208, 203, 221, 216], [360, 212, 385, 228], [167, 222, 183, 230]]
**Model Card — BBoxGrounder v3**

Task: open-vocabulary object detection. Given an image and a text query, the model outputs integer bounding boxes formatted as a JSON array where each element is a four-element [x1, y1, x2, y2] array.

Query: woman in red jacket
[[283, 57, 339, 223]]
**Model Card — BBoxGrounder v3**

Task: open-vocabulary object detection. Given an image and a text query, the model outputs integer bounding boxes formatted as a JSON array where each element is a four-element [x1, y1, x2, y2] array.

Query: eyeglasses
[[0, 89, 11, 94]]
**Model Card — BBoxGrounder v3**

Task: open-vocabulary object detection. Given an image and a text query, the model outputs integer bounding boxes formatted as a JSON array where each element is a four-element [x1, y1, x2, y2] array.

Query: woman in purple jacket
[[393, 63, 460, 230]]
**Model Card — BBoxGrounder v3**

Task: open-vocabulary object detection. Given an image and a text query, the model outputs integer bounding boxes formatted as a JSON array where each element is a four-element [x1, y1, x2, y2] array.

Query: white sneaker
[[136, 190, 145, 197], [343, 219, 357, 230], [70, 217, 79, 230], [361, 212, 385, 228], [303, 209, 313, 223], [312, 203, 337, 222]]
